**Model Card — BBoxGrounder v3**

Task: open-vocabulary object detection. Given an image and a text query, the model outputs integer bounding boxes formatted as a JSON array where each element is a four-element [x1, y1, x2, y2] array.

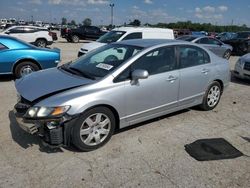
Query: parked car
[[1, 25, 54, 48], [14, 39, 229, 151], [222, 31, 250, 56], [0, 35, 60, 78], [216, 32, 236, 41], [177, 35, 233, 59], [61, 25, 106, 43], [233, 53, 250, 80], [78, 27, 175, 57]]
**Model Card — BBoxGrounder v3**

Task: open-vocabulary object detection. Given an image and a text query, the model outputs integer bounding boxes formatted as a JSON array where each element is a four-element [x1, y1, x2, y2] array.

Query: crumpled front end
[[14, 96, 77, 147]]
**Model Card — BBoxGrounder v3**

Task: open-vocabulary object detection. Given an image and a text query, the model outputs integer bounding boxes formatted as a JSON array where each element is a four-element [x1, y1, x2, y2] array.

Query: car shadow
[[9, 109, 190, 153], [0, 75, 15, 82], [230, 71, 250, 86], [56, 40, 91, 44]]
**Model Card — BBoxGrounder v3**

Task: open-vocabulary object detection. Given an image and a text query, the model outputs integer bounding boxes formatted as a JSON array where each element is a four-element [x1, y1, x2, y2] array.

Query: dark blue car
[[0, 35, 60, 78]]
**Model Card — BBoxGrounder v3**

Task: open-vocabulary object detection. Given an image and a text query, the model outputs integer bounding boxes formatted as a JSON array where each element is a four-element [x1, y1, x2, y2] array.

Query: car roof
[[115, 39, 192, 48], [113, 26, 173, 32], [6, 25, 47, 30]]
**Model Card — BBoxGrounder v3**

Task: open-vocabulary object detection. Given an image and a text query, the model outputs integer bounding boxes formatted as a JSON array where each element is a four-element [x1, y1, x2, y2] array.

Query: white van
[[78, 27, 174, 57]]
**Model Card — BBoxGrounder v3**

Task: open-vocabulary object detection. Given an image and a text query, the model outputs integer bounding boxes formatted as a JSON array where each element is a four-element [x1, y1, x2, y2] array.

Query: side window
[[208, 38, 221, 45], [8, 27, 24, 34], [122, 32, 142, 40], [0, 43, 8, 51], [114, 46, 176, 82], [179, 46, 210, 69], [198, 38, 209, 44], [23, 27, 36, 33]]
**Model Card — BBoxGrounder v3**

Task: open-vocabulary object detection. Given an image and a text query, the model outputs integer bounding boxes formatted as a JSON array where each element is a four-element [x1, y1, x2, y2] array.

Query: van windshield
[[97, 31, 126, 43]]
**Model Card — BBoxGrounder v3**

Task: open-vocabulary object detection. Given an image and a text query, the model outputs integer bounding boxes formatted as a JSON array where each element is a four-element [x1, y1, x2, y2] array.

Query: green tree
[[61, 17, 67, 25], [129, 19, 141, 26], [70, 20, 76, 26], [83, 18, 92, 26]]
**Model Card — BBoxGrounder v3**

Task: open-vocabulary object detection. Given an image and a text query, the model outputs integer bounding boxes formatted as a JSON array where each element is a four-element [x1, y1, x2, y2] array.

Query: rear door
[[177, 45, 212, 107], [197, 37, 224, 57]]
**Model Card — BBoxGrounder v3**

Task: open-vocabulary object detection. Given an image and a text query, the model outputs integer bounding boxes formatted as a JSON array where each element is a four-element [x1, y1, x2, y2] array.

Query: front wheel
[[200, 81, 222, 111], [72, 107, 116, 151]]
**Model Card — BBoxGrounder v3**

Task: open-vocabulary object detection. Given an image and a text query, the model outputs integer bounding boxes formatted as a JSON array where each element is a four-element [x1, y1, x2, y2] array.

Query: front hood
[[15, 67, 95, 102], [80, 41, 106, 52]]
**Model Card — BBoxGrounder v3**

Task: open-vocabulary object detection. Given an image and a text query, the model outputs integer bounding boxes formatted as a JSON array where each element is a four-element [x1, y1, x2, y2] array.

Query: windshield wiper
[[68, 67, 96, 80]]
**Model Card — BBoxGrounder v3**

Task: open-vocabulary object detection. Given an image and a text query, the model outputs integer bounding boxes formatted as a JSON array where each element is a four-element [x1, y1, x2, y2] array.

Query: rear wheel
[[71, 35, 79, 43], [14, 61, 40, 78], [35, 39, 47, 48], [200, 81, 222, 111], [223, 50, 231, 60], [72, 107, 115, 151]]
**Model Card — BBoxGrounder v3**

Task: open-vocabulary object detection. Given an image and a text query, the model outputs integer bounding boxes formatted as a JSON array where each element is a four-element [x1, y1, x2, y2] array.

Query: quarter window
[[178, 46, 210, 68], [0, 43, 8, 50], [122, 32, 142, 40]]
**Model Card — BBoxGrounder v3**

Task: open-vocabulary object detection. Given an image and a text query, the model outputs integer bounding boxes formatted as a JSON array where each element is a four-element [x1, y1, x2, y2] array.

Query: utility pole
[[110, 3, 114, 27]]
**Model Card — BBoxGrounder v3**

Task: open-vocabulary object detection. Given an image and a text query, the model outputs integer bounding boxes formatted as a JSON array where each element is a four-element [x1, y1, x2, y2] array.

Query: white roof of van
[[112, 26, 173, 32]]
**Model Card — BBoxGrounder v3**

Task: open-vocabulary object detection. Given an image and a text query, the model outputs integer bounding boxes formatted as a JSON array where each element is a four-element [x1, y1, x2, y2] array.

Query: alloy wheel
[[80, 113, 111, 146], [207, 85, 220, 107]]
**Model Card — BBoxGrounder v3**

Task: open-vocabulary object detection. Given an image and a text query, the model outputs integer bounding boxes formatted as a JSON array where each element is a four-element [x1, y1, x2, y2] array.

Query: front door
[[117, 46, 180, 125]]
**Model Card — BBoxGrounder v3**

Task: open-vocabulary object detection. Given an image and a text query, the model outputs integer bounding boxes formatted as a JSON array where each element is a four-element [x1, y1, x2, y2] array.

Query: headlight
[[25, 106, 70, 118], [236, 58, 245, 69]]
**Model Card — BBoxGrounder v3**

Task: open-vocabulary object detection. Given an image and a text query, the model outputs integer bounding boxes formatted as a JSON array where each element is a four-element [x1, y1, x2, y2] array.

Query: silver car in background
[[177, 35, 233, 59], [14, 39, 230, 151], [233, 53, 250, 80]]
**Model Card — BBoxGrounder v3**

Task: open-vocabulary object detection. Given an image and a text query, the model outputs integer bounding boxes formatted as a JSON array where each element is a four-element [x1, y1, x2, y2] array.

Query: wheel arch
[[81, 104, 120, 130], [12, 58, 42, 74], [35, 37, 48, 43], [213, 79, 224, 93]]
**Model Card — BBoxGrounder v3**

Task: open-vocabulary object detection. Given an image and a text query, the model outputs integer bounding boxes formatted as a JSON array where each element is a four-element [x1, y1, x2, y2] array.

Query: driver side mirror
[[131, 69, 149, 85]]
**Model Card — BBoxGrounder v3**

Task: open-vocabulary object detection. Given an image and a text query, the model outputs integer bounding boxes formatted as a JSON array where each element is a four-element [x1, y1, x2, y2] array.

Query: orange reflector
[[51, 107, 65, 116]]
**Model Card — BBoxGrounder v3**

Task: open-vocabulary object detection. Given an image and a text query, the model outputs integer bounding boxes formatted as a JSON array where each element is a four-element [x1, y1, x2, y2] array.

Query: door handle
[[166, 75, 178, 82], [201, 69, 210, 74]]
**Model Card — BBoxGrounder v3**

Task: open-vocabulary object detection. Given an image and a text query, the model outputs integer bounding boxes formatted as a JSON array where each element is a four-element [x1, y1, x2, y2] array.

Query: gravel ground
[[0, 35, 249, 188]]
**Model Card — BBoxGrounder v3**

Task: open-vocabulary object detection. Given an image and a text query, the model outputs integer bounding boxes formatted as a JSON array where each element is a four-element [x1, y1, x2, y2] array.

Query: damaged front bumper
[[14, 108, 78, 148]]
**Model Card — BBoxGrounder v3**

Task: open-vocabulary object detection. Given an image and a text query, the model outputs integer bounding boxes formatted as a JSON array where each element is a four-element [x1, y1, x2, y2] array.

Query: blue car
[[0, 35, 60, 78]]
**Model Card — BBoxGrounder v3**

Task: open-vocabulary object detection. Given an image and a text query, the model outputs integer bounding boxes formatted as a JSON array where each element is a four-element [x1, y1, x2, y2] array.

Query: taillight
[[49, 32, 52, 36]]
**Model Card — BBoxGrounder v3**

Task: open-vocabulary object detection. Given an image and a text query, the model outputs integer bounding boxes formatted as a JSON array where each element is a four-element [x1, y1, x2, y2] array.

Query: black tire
[[14, 61, 40, 78], [71, 35, 79, 43], [223, 50, 231, 60], [35, 39, 47, 48], [199, 81, 222, 111], [72, 107, 116, 151]]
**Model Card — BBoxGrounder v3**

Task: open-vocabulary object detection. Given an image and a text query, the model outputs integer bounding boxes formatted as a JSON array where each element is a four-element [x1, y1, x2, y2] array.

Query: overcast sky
[[0, 0, 249, 26]]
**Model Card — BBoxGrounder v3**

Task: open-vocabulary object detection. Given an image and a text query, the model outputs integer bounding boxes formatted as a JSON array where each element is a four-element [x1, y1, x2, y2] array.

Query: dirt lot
[[0, 36, 250, 188]]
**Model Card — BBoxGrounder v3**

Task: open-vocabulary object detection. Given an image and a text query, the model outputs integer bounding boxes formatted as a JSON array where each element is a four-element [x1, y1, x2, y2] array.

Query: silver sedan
[[177, 35, 233, 59], [233, 53, 250, 80], [14, 39, 230, 151]]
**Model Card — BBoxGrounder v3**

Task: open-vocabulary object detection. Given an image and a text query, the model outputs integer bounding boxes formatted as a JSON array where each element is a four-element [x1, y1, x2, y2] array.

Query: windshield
[[97, 31, 126, 43], [63, 44, 143, 79]]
